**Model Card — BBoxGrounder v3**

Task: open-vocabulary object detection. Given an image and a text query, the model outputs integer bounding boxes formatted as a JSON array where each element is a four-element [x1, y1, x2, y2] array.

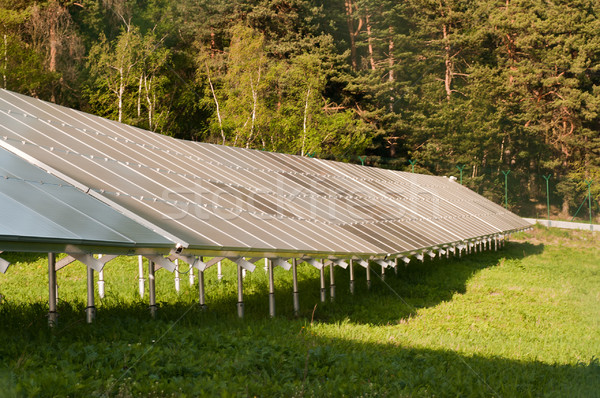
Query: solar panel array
[[0, 89, 530, 260]]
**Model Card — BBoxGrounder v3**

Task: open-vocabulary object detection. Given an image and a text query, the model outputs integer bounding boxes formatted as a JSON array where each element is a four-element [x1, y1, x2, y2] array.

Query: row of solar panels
[[0, 89, 530, 266]]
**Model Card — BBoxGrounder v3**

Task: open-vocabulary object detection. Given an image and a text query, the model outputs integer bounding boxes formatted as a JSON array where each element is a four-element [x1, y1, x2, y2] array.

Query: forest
[[0, 0, 599, 217]]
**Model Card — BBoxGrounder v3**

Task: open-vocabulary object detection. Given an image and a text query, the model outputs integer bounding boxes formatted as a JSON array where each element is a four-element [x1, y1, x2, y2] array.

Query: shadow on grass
[[2, 241, 598, 396], [1, 276, 598, 397]]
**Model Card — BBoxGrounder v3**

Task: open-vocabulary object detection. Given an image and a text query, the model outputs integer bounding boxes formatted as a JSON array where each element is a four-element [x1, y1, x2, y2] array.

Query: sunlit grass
[[0, 225, 598, 397]]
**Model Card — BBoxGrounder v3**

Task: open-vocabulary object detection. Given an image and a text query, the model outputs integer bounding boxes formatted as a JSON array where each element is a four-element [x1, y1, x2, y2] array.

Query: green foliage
[[0, 0, 599, 208]]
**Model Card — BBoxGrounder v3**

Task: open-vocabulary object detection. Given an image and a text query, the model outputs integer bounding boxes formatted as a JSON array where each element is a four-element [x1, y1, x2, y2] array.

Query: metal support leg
[[217, 260, 223, 281], [292, 258, 299, 316], [366, 263, 371, 290], [268, 259, 275, 317], [48, 253, 57, 327], [138, 255, 145, 298], [395, 258, 399, 275], [198, 269, 206, 310], [329, 262, 335, 302], [174, 259, 180, 293], [148, 260, 157, 318], [189, 262, 195, 286], [319, 260, 326, 302], [98, 254, 105, 299], [381, 264, 386, 282], [494, 237, 498, 251], [237, 264, 244, 318], [349, 259, 355, 295], [86, 266, 96, 323]]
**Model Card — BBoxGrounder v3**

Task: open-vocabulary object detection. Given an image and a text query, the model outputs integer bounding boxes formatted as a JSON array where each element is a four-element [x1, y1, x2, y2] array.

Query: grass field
[[0, 225, 598, 397]]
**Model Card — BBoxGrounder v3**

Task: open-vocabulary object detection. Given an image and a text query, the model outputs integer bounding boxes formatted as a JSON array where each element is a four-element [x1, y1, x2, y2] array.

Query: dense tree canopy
[[1, 0, 598, 215]]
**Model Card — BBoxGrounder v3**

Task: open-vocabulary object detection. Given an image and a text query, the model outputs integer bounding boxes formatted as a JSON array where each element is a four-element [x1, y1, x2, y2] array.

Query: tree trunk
[[118, 68, 124, 123], [442, 23, 452, 102], [388, 27, 394, 112], [301, 86, 311, 157], [3, 34, 7, 89], [366, 13, 376, 71], [205, 62, 225, 145], [344, 0, 362, 70], [137, 74, 143, 118]]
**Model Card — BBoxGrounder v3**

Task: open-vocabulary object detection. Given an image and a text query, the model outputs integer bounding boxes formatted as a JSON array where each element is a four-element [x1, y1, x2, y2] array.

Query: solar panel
[[0, 89, 530, 260], [0, 146, 173, 254]]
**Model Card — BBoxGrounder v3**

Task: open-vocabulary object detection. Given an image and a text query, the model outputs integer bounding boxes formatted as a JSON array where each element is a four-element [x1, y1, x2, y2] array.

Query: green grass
[[0, 225, 599, 397]]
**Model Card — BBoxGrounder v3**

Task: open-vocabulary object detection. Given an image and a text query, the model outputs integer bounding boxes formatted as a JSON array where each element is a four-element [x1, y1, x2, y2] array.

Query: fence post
[[502, 170, 511, 209], [456, 164, 466, 185], [542, 174, 552, 226], [409, 159, 417, 173], [586, 180, 593, 227]]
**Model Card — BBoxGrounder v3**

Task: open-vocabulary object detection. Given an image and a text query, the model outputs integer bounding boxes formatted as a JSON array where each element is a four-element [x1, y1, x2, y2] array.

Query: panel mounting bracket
[[272, 258, 291, 271], [231, 257, 256, 272], [0, 252, 10, 274], [145, 255, 176, 272], [169, 254, 207, 271]]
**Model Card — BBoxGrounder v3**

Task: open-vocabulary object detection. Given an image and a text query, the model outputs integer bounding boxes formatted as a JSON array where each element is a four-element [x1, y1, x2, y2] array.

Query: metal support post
[[148, 260, 157, 318], [237, 263, 244, 318], [174, 259, 180, 293], [319, 260, 326, 302], [329, 262, 335, 302], [502, 169, 511, 209], [349, 259, 355, 294], [198, 269, 206, 310], [381, 264, 386, 281], [292, 258, 299, 316], [138, 255, 145, 298], [542, 174, 551, 227], [189, 260, 195, 286], [586, 180, 593, 229], [217, 260, 223, 281], [48, 253, 58, 327], [98, 254, 105, 299], [409, 159, 417, 173], [86, 266, 96, 323], [456, 164, 466, 185], [395, 258, 399, 275], [366, 263, 371, 290], [268, 259, 276, 317]]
